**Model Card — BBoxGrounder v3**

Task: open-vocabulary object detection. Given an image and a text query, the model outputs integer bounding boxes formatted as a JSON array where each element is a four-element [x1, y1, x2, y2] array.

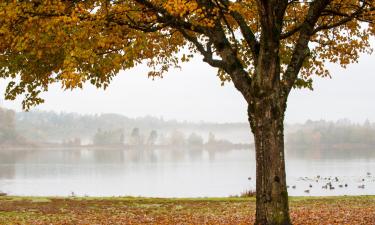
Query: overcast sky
[[0, 49, 374, 124]]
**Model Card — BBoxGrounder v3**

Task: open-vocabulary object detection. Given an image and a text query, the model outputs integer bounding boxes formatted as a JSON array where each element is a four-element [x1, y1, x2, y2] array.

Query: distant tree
[[63, 137, 81, 147], [168, 130, 186, 146], [93, 128, 124, 146], [0, 108, 17, 144], [187, 132, 204, 147], [364, 119, 371, 128], [73, 137, 81, 146], [208, 132, 216, 144], [120, 132, 125, 145], [287, 121, 375, 147], [93, 129, 105, 146], [205, 131, 234, 149], [147, 130, 158, 145], [130, 128, 142, 146]]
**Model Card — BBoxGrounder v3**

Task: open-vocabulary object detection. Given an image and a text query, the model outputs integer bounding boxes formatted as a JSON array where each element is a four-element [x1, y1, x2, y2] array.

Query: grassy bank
[[0, 196, 374, 224]]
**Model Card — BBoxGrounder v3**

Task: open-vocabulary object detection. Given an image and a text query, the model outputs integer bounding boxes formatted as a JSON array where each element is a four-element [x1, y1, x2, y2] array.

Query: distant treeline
[[1, 107, 375, 155], [0, 108, 27, 146], [0, 107, 251, 147], [90, 128, 248, 150], [286, 120, 375, 158], [287, 119, 375, 145]]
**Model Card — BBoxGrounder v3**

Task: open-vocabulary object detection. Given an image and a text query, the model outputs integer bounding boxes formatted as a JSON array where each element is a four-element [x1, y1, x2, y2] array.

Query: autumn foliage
[[0, 196, 374, 225], [0, 0, 374, 109]]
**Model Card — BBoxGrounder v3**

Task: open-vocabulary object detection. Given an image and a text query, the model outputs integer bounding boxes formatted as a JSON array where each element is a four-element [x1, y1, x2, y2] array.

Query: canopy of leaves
[[1, 0, 374, 109]]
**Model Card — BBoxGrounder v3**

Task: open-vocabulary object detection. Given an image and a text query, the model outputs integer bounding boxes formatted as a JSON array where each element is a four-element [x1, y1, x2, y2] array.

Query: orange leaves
[[161, 0, 220, 28], [0, 0, 375, 108], [0, 197, 374, 224], [280, 0, 375, 89], [163, 0, 198, 18], [228, 0, 257, 21], [60, 70, 83, 89]]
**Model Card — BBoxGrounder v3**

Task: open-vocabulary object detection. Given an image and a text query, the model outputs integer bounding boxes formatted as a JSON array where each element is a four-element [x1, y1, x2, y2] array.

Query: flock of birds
[[286, 172, 372, 194], [247, 172, 373, 194]]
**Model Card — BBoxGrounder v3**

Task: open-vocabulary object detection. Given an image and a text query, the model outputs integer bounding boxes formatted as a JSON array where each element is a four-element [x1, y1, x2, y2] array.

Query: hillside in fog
[[2, 107, 251, 147], [1, 107, 375, 157]]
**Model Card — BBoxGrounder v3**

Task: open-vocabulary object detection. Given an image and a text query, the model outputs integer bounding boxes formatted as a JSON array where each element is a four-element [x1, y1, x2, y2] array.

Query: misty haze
[[1, 1, 375, 224], [0, 104, 375, 197]]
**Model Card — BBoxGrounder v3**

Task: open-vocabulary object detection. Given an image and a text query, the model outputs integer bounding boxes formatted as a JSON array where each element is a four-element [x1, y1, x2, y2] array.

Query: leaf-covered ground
[[0, 196, 374, 224]]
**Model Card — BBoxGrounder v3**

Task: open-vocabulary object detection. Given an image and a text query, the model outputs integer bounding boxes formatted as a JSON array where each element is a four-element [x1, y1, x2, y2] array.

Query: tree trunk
[[248, 94, 291, 225]]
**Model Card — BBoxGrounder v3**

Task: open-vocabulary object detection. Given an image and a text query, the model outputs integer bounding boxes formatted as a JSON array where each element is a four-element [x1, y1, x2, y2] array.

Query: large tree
[[1, 0, 374, 224]]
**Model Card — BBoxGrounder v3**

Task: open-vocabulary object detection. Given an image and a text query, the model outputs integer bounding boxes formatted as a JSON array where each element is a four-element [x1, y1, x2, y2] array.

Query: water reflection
[[0, 148, 374, 197]]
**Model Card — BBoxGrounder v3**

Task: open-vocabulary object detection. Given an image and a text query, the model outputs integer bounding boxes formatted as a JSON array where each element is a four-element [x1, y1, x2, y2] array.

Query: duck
[[358, 184, 365, 189]]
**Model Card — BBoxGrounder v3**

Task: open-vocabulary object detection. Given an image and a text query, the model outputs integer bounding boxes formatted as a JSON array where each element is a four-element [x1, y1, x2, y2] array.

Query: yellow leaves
[[1, 0, 374, 109], [36, 50, 43, 59], [60, 71, 83, 89], [59, 55, 83, 90], [163, 0, 198, 18], [181, 54, 188, 63], [309, 24, 371, 73], [228, 2, 244, 13], [112, 55, 123, 67], [162, 0, 218, 28], [280, 0, 375, 85]]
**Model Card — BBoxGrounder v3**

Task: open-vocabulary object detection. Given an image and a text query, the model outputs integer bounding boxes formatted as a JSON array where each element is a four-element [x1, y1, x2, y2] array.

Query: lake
[[0, 148, 374, 197]]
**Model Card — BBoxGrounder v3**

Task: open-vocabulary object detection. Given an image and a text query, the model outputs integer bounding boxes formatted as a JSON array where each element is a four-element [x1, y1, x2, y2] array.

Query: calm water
[[0, 148, 374, 197]]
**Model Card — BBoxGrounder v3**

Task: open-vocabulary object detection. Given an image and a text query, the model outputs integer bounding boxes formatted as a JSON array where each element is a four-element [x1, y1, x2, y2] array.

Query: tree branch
[[230, 11, 260, 61], [178, 29, 226, 69], [282, 0, 331, 95], [280, 23, 304, 39], [314, 5, 374, 33], [217, 0, 260, 61], [134, 0, 207, 34], [281, 3, 374, 39]]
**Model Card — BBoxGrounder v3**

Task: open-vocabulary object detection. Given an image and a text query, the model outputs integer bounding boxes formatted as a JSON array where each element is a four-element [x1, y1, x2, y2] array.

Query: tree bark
[[248, 93, 291, 225]]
